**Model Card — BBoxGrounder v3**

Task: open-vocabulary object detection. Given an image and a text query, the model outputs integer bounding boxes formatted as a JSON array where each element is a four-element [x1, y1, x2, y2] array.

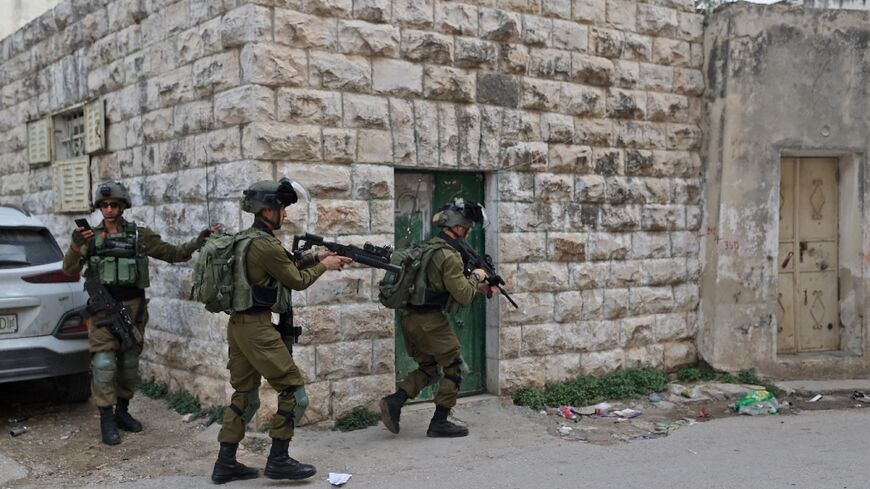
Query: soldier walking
[[380, 199, 494, 438], [210, 179, 350, 484], [62, 181, 217, 445]]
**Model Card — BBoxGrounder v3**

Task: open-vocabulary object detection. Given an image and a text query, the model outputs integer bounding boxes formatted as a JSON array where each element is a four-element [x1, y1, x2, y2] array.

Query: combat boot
[[211, 442, 259, 484], [99, 407, 121, 445], [379, 389, 408, 434], [427, 406, 469, 438], [114, 398, 143, 432], [263, 439, 316, 480]]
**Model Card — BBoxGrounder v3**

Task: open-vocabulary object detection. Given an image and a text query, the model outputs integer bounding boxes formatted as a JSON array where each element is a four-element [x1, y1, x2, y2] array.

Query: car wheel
[[55, 372, 91, 403]]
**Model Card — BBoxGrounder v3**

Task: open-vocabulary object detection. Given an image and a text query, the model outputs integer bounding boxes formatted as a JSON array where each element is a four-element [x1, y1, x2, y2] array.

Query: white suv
[[0, 205, 90, 402]]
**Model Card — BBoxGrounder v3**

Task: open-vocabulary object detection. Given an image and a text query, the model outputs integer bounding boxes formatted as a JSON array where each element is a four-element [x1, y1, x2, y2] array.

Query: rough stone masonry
[[0, 0, 704, 424]]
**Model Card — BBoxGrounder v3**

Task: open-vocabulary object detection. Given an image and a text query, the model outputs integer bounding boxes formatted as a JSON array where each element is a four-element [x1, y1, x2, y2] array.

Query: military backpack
[[377, 241, 451, 310]]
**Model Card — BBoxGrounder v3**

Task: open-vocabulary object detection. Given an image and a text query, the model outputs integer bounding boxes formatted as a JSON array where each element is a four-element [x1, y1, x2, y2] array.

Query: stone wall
[[701, 3, 870, 378], [0, 0, 705, 423]]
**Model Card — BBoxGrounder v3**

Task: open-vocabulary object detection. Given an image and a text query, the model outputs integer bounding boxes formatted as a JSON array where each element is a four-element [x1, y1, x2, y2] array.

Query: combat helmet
[[432, 198, 486, 229], [94, 181, 132, 208], [241, 178, 309, 214]]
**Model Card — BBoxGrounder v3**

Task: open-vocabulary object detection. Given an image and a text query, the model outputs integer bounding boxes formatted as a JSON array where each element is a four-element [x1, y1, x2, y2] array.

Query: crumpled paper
[[328, 472, 352, 486]]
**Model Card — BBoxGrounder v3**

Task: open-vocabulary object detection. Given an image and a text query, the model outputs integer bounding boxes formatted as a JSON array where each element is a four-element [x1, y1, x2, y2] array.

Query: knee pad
[[419, 362, 443, 387], [443, 356, 465, 387], [276, 387, 299, 426], [240, 388, 260, 425], [118, 351, 139, 385], [91, 352, 117, 387], [292, 387, 309, 426]]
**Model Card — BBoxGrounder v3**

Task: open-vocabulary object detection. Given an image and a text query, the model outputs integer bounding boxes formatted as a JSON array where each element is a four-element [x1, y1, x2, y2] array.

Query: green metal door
[[393, 171, 486, 400]]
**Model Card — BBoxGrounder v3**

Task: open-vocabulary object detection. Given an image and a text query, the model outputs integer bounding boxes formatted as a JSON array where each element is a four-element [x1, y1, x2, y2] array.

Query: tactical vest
[[86, 221, 150, 289], [231, 228, 294, 314]]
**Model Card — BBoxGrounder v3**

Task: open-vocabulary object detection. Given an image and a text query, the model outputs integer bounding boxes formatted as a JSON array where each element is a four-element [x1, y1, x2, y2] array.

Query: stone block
[[574, 174, 606, 203], [316, 340, 372, 380], [436, 1, 478, 35], [389, 98, 415, 165], [296, 306, 343, 345], [603, 288, 628, 319], [642, 204, 683, 231], [500, 326, 523, 359], [352, 164, 393, 199], [519, 78, 560, 111], [519, 262, 571, 292], [522, 323, 569, 356], [570, 54, 613, 87], [305, 0, 353, 17], [574, 118, 613, 146], [606, 88, 646, 119], [652, 38, 690, 67], [673, 68, 704, 96], [587, 232, 629, 261], [499, 43, 529, 74], [571, 319, 620, 352], [457, 105, 481, 167], [357, 129, 393, 163], [155, 65, 195, 108], [631, 286, 674, 315], [402, 30, 454, 64], [572, 0, 605, 23], [500, 142, 548, 172], [543, 0, 571, 19], [503, 109, 541, 142], [314, 200, 371, 234], [373, 58, 423, 96], [541, 113, 575, 143], [547, 232, 586, 261], [601, 205, 641, 231], [677, 10, 703, 42], [528, 48, 571, 80], [663, 341, 696, 371], [438, 103, 459, 167], [193, 51, 239, 96], [500, 292, 555, 325], [621, 315, 655, 348], [455, 38, 498, 69], [173, 100, 213, 135], [343, 93, 390, 129], [499, 232, 546, 262], [220, 4, 272, 48], [501, 0, 543, 14], [654, 313, 689, 342], [393, 0, 434, 28], [339, 20, 401, 56], [638, 63, 673, 92], [142, 108, 173, 143], [568, 262, 607, 290], [551, 19, 587, 52], [615, 121, 667, 149], [592, 147, 622, 176], [242, 122, 321, 161], [623, 33, 652, 62], [423, 66, 476, 102], [330, 374, 393, 418], [637, 4, 678, 37], [554, 291, 582, 323], [274, 8, 338, 50], [497, 172, 535, 202], [306, 267, 371, 305], [177, 19, 222, 66], [340, 303, 394, 339], [605, 0, 636, 30], [214, 85, 274, 127], [479, 106, 504, 168], [646, 93, 688, 123], [499, 357, 546, 392], [241, 43, 307, 87], [623, 345, 663, 369], [479, 8, 521, 42], [277, 162, 352, 198], [592, 27, 623, 58], [548, 144, 589, 174], [310, 52, 372, 92], [354, 0, 391, 22], [323, 128, 358, 163], [277, 88, 342, 126], [522, 15, 552, 47]]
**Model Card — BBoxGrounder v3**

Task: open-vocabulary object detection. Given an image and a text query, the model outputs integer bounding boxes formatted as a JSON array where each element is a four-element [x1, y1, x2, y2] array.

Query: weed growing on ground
[[138, 377, 220, 423], [333, 407, 380, 432], [512, 368, 668, 410], [138, 378, 169, 399]]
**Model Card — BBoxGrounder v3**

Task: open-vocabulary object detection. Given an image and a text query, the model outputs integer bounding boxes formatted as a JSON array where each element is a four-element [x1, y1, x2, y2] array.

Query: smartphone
[[74, 218, 91, 230]]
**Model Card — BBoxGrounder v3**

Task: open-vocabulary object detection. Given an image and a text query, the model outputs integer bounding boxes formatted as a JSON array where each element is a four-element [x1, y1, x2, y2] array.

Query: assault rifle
[[292, 233, 401, 274], [450, 238, 519, 309], [83, 275, 137, 350]]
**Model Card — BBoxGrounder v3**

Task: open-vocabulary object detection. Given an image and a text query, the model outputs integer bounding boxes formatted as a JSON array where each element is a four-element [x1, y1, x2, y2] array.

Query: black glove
[[196, 228, 212, 247], [71, 229, 88, 247]]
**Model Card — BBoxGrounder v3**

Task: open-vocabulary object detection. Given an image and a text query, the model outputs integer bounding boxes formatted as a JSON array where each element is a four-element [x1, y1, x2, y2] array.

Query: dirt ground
[[0, 378, 866, 487]]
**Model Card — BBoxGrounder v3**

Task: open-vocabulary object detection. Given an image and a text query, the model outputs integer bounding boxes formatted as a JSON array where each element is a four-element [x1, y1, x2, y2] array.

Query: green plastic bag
[[731, 390, 779, 415]]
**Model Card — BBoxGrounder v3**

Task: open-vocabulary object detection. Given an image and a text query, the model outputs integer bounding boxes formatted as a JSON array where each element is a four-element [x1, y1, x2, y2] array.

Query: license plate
[[0, 314, 18, 334]]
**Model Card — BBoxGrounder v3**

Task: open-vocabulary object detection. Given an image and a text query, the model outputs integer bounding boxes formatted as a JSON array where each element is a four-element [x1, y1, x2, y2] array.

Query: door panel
[[393, 171, 486, 400], [778, 157, 840, 354]]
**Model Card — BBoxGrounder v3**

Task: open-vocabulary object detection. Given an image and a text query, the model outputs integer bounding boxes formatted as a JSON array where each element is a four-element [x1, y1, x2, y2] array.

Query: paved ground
[[2, 384, 869, 489]]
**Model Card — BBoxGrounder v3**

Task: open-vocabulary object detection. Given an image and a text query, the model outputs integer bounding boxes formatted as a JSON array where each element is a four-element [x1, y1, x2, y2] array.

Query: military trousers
[[397, 310, 463, 409], [87, 296, 148, 408], [218, 311, 305, 444]]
